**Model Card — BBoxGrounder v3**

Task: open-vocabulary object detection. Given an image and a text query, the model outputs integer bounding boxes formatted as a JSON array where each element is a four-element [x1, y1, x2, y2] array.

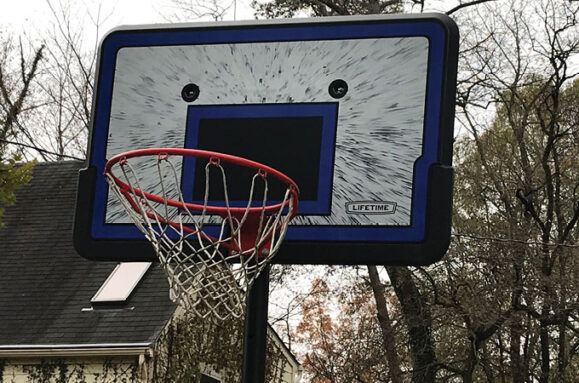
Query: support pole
[[241, 265, 270, 383]]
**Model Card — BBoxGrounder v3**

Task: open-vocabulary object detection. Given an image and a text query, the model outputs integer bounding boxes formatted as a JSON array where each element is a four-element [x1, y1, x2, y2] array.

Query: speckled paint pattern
[[105, 37, 428, 226]]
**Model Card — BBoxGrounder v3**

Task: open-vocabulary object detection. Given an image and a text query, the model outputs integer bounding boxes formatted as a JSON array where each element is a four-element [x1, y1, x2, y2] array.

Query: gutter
[[0, 343, 152, 357], [266, 326, 300, 367]]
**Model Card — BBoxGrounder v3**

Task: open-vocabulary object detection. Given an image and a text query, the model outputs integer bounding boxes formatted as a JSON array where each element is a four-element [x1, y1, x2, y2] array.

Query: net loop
[[104, 148, 299, 320]]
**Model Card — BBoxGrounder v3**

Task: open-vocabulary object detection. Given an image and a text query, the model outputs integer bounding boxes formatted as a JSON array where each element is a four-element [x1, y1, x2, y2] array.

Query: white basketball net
[[105, 151, 297, 320]]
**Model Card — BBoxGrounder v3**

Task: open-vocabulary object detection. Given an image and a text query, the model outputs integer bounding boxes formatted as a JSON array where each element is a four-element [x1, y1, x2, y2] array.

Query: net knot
[[158, 152, 169, 162]]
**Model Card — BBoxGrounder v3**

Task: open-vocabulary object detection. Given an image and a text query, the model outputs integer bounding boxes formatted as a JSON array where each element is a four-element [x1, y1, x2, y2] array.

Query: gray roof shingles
[[0, 161, 176, 347]]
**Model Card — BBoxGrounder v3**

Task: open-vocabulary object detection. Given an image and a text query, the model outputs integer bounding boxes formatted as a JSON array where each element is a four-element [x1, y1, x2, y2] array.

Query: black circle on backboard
[[181, 83, 200, 102], [328, 79, 348, 99]]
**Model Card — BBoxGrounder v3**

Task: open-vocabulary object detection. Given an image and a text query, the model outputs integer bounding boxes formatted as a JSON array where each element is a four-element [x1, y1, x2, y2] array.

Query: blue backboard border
[[74, 13, 459, 266]]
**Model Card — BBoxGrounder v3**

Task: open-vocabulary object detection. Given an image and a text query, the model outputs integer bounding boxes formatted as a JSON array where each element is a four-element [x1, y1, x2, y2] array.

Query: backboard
[[74, 14, 459, 265]]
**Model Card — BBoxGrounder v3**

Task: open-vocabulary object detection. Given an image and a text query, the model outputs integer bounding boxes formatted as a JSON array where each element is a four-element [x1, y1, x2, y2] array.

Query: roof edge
[[0, 343, 152, 357], [266, 326, 300, 367]]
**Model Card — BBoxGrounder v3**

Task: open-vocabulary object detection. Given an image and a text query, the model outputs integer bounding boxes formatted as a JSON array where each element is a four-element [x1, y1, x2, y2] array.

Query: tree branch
[[446, 0, 497, 16]]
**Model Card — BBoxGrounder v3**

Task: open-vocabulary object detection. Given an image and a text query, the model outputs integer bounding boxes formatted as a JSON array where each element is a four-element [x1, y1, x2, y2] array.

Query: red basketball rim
[[104, 148, 300, 218]]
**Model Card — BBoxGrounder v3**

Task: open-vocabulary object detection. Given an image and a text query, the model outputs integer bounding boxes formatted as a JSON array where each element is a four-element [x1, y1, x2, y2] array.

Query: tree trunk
[[557, 323, 567, 382], [539, 323, 550, 383], [367, 265, 404, 383], [386, 266, 437, 383], [462, 340, 476, 383], [510, 263, 524, 383]]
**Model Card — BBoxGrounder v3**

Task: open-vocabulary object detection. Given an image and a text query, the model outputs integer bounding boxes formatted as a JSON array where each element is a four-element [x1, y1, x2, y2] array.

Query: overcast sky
[[2, 0, 166, 31], [1, 0, 257, 47], [1, 0, 458, 40]]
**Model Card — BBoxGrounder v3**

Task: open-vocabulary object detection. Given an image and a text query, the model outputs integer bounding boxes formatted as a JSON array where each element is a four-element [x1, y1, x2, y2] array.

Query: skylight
[[91, 262, 151, 303]]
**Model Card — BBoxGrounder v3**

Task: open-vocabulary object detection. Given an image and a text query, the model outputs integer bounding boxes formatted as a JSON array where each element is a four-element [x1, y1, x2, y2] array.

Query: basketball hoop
[[104, 148, 299, 320]]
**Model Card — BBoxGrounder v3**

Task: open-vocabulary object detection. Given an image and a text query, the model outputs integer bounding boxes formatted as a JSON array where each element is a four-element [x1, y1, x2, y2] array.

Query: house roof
[[0, 161, 176, 349]]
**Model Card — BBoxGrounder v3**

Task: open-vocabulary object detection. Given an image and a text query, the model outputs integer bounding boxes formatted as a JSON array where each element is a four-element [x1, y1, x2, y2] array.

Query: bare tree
[[1, 0, 110, 162], [0, 33, 43, 226], [0, 33, 44, 155], [253, 0, 403, 18], [36, 0, 100, 159], [367, 265, 404, 383], [27, 0, 111, 161], [435, 1, 579, 382], [165, 0, 234, 21]]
